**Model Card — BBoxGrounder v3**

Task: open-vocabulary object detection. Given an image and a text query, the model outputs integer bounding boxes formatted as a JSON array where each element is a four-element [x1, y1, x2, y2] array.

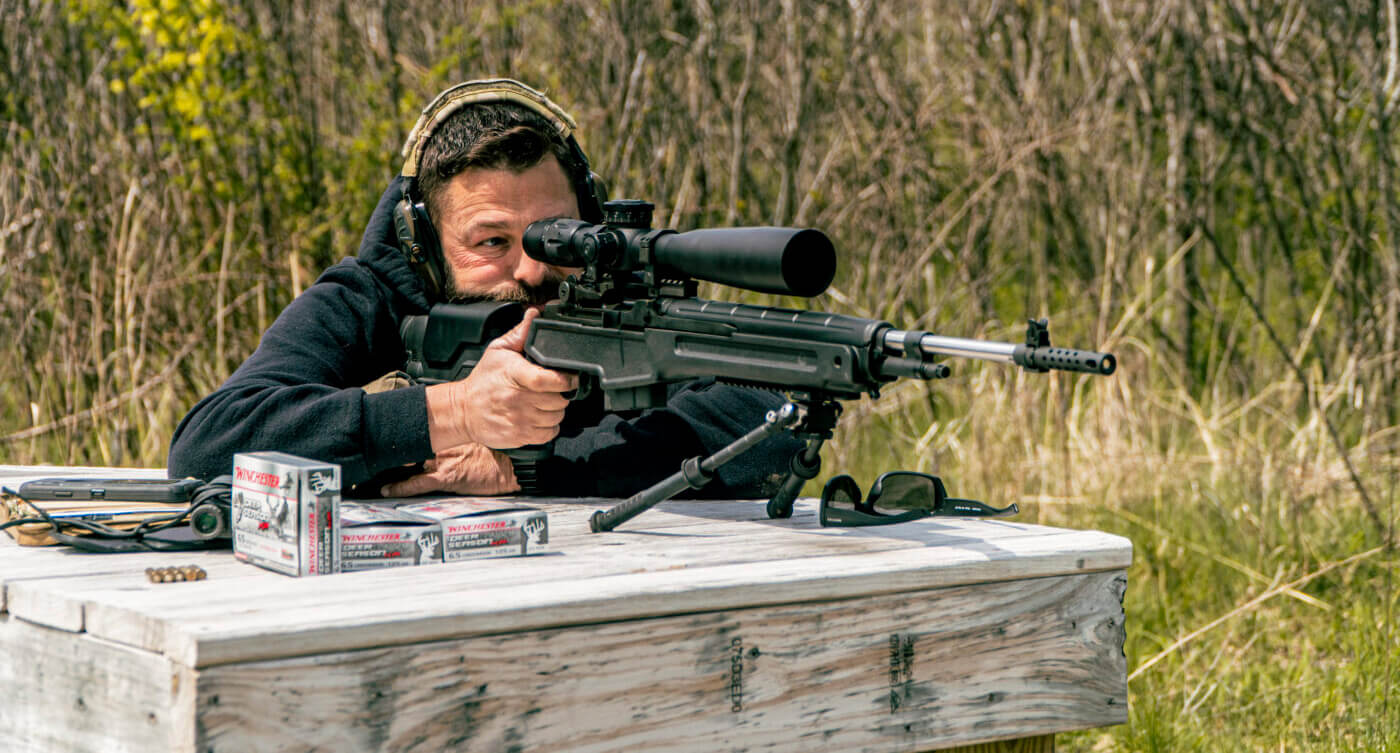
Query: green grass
[[1053, 475, 1399, 752], [825, 349, 1400, 750]]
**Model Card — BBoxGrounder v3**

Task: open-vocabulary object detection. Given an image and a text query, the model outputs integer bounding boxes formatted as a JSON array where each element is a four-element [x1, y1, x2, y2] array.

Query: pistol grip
[[505, 442, 554, 495]]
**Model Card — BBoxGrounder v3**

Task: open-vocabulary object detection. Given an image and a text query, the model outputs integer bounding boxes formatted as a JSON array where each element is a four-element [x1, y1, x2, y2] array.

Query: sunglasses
[[818, 471, 1019, 527]]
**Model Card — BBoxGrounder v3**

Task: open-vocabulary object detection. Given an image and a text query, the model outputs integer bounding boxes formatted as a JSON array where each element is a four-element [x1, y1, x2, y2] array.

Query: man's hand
[[425, 308, 578, 451], [380, 443, 519, 497]]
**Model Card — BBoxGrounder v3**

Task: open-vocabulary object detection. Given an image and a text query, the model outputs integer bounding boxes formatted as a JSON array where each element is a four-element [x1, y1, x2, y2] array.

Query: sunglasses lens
[[866, 472, 940, 513], [820, 473, 942, 527]]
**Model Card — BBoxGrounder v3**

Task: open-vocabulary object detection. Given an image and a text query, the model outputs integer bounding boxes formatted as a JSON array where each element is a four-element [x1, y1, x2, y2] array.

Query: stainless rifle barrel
[[881, 330, 1017, 364]]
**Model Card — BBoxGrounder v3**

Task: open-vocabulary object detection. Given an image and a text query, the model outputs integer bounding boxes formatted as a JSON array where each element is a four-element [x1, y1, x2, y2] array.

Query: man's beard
[[444, 275, 563, 306]]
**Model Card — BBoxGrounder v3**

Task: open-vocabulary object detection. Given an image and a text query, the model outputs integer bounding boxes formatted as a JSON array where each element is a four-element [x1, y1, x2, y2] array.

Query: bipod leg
[[765, 396, 842, 519], [765, 436, 825, 519], [590, 403, 804, 532]]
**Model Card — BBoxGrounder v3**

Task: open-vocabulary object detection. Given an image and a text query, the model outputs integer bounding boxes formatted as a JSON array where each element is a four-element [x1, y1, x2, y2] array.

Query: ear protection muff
[[394, 78, 608, 302], [391, 189, 449, 300]]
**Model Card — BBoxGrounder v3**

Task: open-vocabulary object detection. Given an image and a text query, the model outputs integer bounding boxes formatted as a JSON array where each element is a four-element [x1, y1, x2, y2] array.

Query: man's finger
[[511, 362, 578, 394], [523, 385, 573, 411], [380, 470, 441, 498], [526, 404, 569, 428]]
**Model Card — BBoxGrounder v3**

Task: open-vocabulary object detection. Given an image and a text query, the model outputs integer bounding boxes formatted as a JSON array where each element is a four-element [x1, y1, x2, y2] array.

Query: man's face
[[432, 156, 582, 304]]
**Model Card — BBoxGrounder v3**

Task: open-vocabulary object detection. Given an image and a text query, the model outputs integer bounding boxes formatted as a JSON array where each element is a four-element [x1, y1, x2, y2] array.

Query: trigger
[[564, 374, 595, 402]]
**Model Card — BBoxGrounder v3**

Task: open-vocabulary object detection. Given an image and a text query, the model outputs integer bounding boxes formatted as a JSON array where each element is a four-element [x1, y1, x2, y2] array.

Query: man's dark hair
[[417, 102, 587, 221]]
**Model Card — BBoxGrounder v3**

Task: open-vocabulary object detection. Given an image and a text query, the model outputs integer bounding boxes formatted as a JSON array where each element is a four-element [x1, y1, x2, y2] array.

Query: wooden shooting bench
[[0, 465, 1130, 753]]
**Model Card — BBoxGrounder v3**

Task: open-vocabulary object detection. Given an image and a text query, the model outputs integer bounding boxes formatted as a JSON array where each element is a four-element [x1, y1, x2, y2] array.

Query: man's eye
[[474, 237, 511, 255]]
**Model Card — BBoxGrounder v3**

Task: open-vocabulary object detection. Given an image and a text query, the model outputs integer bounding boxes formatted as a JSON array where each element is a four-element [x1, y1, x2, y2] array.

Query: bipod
[[765, 395, 843, 519], [589, 402, 806, 532]]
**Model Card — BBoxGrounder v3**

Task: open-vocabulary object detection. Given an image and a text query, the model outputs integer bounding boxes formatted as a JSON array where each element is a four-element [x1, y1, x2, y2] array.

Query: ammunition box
[[231, 452, 341, 576], [395, 498, 548, 562], [339, 502, 442, 571]]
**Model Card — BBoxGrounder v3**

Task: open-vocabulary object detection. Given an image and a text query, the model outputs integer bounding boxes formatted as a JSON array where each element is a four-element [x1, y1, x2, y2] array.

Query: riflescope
[[523, 200, 835, 298]]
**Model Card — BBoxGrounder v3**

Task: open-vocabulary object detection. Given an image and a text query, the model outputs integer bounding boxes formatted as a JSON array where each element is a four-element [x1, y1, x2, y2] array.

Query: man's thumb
[[489, 307, 540, 353]]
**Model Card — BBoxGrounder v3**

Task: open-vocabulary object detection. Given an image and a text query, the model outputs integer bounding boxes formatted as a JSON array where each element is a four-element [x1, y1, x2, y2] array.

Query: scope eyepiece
[[524, 218, 624, 269]]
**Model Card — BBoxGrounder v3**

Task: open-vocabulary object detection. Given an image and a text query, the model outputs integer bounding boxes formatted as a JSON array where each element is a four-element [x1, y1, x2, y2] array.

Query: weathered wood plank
[[78, 527, 1128, 667], [1, 511, 902, 633], [7, 579, 86, 631], [932, 737, 1054, 753], [8, 556, 256, 638], [194, 571, 1125, 753], [0, 547, 238, 616], [3, 491, 1130, 667], [0, 542, 239, 618], [0, 615, 196, 753]]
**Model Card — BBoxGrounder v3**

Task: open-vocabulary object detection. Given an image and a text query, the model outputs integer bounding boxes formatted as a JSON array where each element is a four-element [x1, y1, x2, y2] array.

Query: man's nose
[[513, 248, 551, 288]]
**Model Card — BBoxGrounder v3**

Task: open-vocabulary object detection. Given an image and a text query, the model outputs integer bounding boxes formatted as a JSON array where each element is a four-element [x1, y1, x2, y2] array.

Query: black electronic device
[[3, 477, 233, 551], [17, 477, 202, 504]]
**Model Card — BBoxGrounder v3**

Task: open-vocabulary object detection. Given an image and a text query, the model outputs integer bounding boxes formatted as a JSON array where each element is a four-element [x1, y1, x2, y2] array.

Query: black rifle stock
[[400, 200, 1116, 530]]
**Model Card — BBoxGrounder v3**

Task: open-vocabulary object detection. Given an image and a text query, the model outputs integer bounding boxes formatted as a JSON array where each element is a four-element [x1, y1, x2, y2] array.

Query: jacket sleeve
[[166, 268, 434, 486]]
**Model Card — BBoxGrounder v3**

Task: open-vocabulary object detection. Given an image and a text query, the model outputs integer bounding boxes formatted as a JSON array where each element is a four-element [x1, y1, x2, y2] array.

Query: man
[[168, 79, 795, 499]]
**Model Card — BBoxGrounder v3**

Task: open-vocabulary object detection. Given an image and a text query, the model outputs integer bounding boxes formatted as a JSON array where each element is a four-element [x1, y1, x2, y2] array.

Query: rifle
[[401, 200, 1115, 532]]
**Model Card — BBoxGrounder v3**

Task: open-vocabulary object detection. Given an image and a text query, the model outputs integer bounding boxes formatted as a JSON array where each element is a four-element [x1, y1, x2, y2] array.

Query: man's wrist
[[425, 382, 473, 451]]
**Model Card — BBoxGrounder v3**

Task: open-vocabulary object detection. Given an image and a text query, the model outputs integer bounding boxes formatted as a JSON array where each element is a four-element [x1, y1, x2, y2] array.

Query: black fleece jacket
[[167, 178, 798, 498]]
